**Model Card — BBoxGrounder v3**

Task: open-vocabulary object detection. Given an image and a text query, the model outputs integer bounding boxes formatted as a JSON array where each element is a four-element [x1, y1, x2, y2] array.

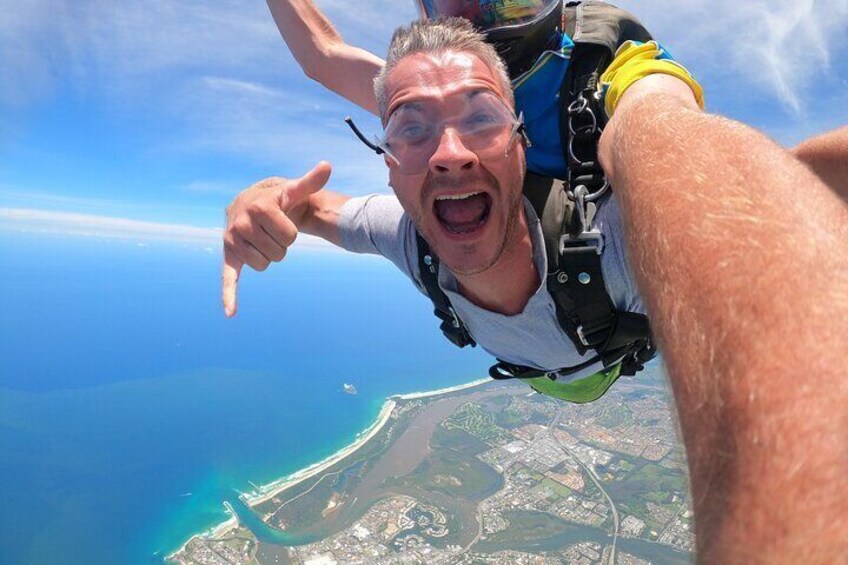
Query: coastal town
[[170, 371, 694, 564]]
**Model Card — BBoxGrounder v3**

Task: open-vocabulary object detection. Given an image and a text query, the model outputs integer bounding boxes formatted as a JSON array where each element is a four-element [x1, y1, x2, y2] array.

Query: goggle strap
[[345, 116, 385, 155]]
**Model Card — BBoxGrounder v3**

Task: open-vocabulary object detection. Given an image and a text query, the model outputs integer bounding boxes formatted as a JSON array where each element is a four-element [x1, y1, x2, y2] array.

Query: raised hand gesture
[[222, 161, 332, 317]]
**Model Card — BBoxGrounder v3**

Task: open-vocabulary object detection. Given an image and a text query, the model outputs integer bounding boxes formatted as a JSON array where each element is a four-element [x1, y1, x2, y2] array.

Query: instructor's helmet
[[415, 0, 563, 77]]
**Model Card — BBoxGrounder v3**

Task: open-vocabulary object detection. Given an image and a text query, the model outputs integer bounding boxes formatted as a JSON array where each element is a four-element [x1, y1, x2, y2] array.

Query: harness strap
[[415, 234, 476, 348], [490, 354, 601, 381]]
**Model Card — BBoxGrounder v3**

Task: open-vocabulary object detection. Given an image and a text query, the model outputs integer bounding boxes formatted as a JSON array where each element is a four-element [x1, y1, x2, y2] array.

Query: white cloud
[[0, 0, 412, 108], [0, 184, 225, 223], [168, 75, 391, 195], [0, 0, 283, 105], [0, 207, 338, 251], [616, 0, 848, 115], [0, 207, 221, 243], [6, 0, 845, 118]]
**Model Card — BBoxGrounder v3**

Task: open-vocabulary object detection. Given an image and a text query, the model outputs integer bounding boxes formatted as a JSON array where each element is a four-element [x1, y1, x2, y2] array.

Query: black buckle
[[489, 361, 547, 381], [436, 307, 476, 348]]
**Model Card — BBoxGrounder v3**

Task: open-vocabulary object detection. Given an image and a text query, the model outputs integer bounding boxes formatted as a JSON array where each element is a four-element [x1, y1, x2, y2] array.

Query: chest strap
[[415, 237, 476, 349]]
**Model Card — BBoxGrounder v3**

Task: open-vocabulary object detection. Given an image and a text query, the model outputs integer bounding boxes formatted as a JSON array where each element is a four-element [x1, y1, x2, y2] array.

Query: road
[[550, 413, 620, 565]]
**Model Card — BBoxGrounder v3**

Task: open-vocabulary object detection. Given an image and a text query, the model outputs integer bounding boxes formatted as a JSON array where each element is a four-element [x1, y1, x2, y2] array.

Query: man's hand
[[222, 161, 332, 317]]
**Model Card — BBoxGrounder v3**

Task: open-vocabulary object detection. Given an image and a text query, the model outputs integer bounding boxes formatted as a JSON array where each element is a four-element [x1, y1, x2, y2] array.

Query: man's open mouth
[[433, 191, 492, 235]]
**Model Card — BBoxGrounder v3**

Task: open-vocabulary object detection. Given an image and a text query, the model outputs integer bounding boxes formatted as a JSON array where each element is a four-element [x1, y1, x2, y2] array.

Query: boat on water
[[343, 383, 357, 395]]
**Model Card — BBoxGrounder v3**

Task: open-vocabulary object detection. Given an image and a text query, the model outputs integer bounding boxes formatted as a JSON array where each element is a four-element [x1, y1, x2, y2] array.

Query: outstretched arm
[[266, 0, 385, 115], [792, 125, 848, 203], [222, 162, 351, 317], [600, 75, 848, 562]]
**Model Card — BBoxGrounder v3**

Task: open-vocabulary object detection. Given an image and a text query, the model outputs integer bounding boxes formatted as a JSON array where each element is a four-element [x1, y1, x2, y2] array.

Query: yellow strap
[[600, 40, 705, 117]]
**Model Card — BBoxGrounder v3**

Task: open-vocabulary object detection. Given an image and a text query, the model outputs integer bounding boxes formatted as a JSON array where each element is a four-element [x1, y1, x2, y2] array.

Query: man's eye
[[464, 112, 500, 132], [398, 123, 430, 143]]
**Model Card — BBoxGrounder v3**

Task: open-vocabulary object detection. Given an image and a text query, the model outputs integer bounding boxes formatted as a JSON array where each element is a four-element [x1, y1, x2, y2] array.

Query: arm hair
[[601, 74, 848, 563]]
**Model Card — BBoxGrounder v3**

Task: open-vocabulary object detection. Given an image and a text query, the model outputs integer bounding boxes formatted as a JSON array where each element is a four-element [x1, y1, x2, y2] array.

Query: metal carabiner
[[585, 178, 610, 202], [568, 106, 598, 136], [567, 95, 589, 115], [574, 184, 589, 233]]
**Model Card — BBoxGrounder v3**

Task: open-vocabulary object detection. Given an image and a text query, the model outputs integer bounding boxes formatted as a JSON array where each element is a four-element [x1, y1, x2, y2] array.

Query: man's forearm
[[301, 189, 351, 247], [601, 77, 848, 562], [792, 125, 848, 203]]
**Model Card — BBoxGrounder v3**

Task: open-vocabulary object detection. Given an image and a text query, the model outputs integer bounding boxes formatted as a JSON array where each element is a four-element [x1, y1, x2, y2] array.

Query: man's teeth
[[434, 191, 483, 201]]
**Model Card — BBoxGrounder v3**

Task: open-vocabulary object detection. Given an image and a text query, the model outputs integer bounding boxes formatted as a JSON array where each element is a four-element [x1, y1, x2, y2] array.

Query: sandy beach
[[393, 378, 490, 401], [170, 378, 491, 561], [244, 378, 491, 507], [240, 398, 397, 507]]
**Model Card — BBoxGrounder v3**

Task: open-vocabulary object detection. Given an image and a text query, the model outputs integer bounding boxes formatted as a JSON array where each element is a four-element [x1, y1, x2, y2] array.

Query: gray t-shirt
[[338, 193, 644, 382]]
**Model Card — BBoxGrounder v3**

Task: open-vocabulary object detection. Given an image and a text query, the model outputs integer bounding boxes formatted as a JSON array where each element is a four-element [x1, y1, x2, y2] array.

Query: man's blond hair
[[374, 17, 514, 120]]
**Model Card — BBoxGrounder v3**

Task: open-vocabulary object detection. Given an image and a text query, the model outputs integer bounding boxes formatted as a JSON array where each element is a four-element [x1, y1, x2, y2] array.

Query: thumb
[[285, 161, 332, 205], [222, 250, 243, 318]]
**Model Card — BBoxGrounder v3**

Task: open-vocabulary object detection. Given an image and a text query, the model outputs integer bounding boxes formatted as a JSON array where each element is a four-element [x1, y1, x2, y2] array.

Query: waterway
[[479, 521, 691, 564]]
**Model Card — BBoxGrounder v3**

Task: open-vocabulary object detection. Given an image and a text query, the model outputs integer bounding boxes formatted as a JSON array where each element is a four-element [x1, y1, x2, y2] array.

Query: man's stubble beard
[[413, 166, 525, 277]]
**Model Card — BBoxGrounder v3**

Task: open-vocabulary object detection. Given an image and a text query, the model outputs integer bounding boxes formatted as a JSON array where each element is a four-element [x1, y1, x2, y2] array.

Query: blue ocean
[[0, 232, 491, 564]]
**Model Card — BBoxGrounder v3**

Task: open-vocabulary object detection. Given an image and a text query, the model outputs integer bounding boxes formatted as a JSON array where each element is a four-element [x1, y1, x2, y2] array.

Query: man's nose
[[428, 128, 478, 173]]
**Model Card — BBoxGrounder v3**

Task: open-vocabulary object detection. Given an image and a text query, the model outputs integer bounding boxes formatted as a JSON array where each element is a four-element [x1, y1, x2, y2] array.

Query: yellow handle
[[600, 40, 705, 117]]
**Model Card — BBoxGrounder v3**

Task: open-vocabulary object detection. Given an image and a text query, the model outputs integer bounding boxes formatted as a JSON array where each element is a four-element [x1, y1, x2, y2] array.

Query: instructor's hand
[[222, 161, 332, 318]]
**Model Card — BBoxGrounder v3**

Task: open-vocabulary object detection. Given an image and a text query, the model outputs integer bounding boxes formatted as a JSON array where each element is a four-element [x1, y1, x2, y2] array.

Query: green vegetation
[[609, 462, 688, 533], [617, 458, 635, 473], [431, 424, 491, 456], [475, 510, 572, 550], [539, 477, 572, 499], [644, 490, 672, 504], [508, 464, 540, 487], [397, 447, 503, 501], [608, 462, 688, 501], [526, 409, 554, 426], [596, 402, 634, 429], [494, 407, 525, 429], [443, 402, 514, 446]]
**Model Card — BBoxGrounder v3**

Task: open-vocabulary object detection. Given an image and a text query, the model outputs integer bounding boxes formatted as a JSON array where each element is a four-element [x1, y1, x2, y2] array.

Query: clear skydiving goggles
[[415, 0, 558, 33], [345, 90, 529, 175]]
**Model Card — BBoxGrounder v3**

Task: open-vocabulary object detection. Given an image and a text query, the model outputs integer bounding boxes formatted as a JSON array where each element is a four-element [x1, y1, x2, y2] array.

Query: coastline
[[241, 378, 490, 508], [240, 397, 397, 507], [392, 378, 490, 401], [166, 501, 239, 563], [168, 377, 490, 562]]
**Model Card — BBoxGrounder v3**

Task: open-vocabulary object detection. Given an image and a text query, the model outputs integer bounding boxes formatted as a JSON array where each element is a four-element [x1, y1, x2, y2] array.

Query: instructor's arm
[[792, 124, 848, 202], [222, 161, 350, 317], [601, 74, 848, 562], [266, 0, 384, 115]]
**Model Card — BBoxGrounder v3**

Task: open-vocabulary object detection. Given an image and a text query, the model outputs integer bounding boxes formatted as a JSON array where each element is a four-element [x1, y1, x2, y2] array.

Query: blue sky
[[2, 0, 847, 243]]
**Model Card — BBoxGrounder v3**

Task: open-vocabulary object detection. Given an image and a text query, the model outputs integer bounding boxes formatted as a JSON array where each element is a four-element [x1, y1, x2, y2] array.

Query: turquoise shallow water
[[0, 233, 491, 564]]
